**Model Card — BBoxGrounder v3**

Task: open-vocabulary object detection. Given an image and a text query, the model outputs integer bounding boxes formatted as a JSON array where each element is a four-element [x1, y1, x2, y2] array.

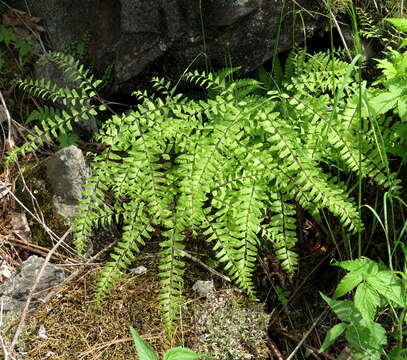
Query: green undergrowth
[[7, 38, 406, 337], [4, 7, 407, 353], [0, 3, 40, 91], [320, 258, 407, 360]]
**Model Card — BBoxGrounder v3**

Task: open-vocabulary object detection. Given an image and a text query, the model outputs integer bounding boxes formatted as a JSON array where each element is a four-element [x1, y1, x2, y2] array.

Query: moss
[[14, 160, 68, 249], [15, 257, 271, 360], [19, 269, 170, 360]]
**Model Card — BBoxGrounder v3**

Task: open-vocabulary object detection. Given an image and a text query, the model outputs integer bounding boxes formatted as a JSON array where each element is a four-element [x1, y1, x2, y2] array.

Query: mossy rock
[[14, 160, 68, 249]]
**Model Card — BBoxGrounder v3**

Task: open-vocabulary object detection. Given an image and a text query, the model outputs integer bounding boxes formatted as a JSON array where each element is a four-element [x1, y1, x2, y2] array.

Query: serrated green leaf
[[320, 293, 362, 323], [15, 40, 35, 58], [334, 258, 378, 274], [386, 18, 407, 33], [397, 96, 407, 120], [163, 347, 211, 360], [0, 25, 15, 44], [370, 87, 402, 115], [334, 271, 363, 298], [129, 327, 158, 360], [366, 271, 406, 307], [354, 282, 380, 320], [346, 318, 387, 353], [319, 322, 349, 353]]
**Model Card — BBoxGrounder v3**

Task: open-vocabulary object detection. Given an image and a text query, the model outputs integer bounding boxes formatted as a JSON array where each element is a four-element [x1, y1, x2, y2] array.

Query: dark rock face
[[11, 0, 321, 91]]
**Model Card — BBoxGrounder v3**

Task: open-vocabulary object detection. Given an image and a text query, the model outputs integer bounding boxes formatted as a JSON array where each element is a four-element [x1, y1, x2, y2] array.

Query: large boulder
[[11, 0, 322, 92]]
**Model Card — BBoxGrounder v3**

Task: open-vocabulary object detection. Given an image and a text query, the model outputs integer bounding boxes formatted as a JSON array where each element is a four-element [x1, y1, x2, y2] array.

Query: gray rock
[[46, 146, 119, 255], [0, 256, 67, 312], [192, 280, 215, 295], [46, 145, 89, 220], [12, 0, 322, 92]]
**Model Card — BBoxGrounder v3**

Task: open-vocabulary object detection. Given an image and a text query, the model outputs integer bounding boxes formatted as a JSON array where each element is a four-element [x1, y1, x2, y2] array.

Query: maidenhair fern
[[10, 50, 402, 335], [8, 52, 105, 162]]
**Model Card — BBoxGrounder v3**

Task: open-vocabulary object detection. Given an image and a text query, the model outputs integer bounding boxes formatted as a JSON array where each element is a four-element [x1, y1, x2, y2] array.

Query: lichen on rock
[[189, 288, 270, 360]]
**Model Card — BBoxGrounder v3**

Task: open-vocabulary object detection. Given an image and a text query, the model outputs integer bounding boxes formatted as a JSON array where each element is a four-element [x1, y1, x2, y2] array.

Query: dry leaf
[[0, 180, 11, 200], [2, 8, 44, 32], [2, 8, 44, 43], [9, 211, 32, 242]]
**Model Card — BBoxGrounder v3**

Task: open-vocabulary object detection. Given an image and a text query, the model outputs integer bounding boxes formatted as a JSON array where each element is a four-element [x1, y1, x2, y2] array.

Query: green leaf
[[57, 132, 79, 148], [386, 18, 407, 33], [320, 293, 362, 323], [334, 271, 363, 298], [129, 327, 159, 360], [26, 109, 43, 124], [334, 258, 378, 275], [319, 323, 349, 353], [346, 319, 387, 353], [370, 88, 402, 115], [354, 282, 380, 320], [397, 96, 407, 120], [388, 346, 407, 360], [15, 40, 35, 59], [163, 347, 211, 360], [353, 350, 382, 360], [366, 271, 406, 307], [0, 25, 15, 45]]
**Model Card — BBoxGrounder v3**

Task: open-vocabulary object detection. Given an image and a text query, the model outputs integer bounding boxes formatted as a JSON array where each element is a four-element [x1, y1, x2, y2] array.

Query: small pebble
[[129, 266, 147, 275], [38, 324, 48, 339], [0, 265, 12, 279]]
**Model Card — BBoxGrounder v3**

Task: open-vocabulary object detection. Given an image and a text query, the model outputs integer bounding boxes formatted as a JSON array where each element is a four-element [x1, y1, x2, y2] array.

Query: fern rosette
[[10, 50, 403, 336]]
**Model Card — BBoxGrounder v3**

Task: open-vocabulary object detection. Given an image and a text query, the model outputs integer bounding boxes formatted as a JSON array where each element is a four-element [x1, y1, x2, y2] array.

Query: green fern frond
[[18, 78, 65, 103], [229, 179, 265, 296], [95, 201, 152, 302], [10, 55, 104, 161], [266, 193, 298, 273], [48, 52, 103, 92], [159, 222, 185, 335], [287, 49, 354, 95], [73, 178, 114, 255]]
